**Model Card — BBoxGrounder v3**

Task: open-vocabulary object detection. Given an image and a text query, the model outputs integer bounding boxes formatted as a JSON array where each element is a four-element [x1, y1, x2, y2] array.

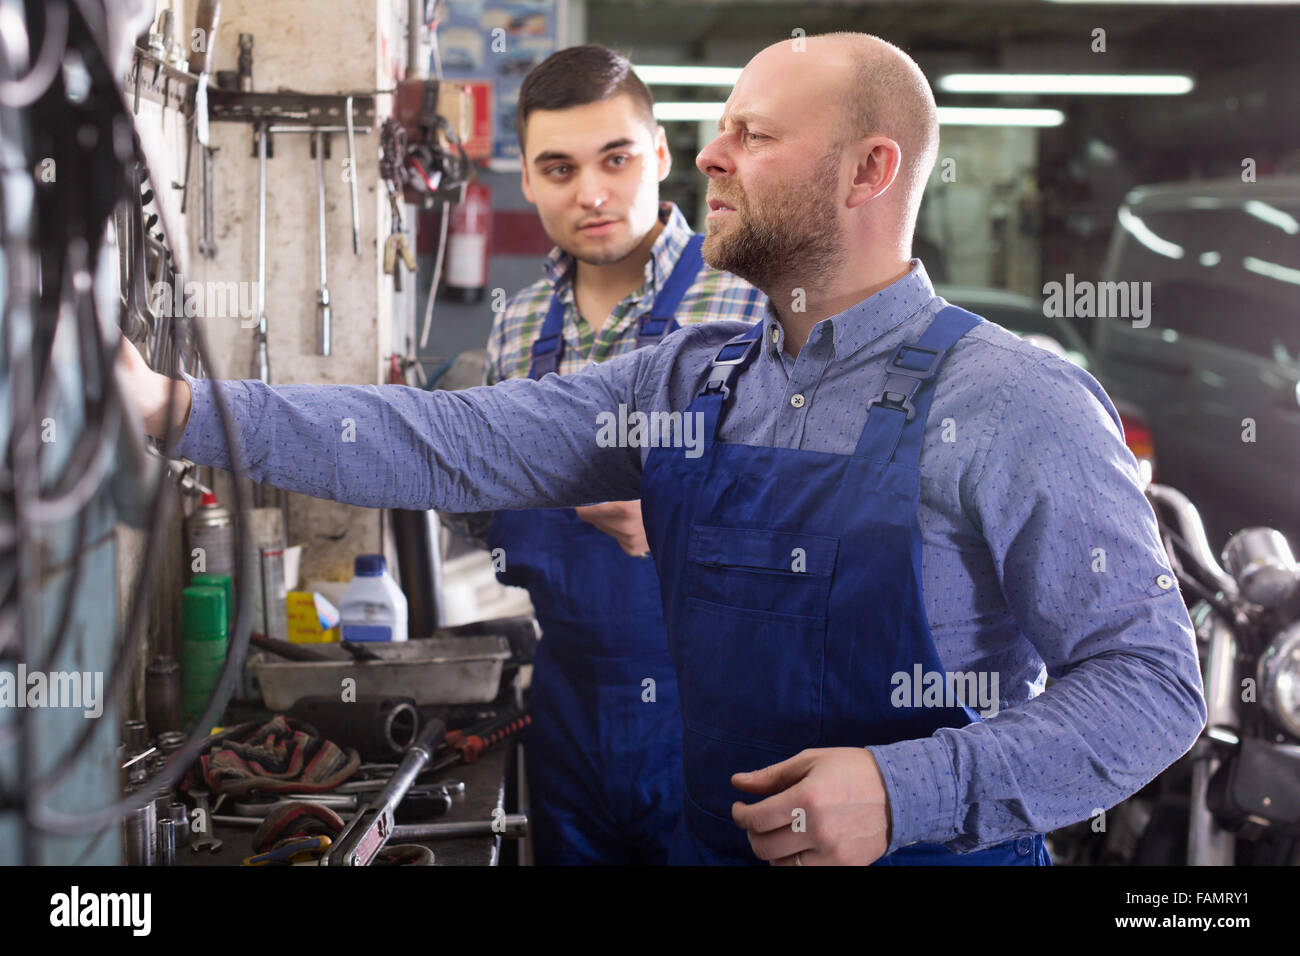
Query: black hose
[[0, 0, 257, 844]]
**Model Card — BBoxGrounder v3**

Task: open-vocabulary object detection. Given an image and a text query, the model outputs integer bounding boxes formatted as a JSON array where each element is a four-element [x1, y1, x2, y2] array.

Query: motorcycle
[[1048, 483, 1300, 865]]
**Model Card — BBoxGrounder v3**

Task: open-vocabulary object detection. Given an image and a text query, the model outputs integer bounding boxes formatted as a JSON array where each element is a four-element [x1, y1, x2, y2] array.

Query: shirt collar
[[762, 258, 936, 361], [541, 201, 692, 294]]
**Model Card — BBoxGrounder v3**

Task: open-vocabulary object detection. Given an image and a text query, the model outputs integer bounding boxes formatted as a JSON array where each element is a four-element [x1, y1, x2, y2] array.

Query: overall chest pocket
[[676, 526, 838, 750]]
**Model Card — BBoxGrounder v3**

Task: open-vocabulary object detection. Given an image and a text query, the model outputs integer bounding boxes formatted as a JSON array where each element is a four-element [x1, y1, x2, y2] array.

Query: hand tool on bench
[[321, 711, 530, 792], [391, 814, 528, 841], [244, 835, 331, 865], [188, 787, 224, 853], [339, 639, 382, 661], [224, 783, 457, 825], [322, 717, 447, 865], [249, 632, 333, 661], [425, 711, 531, 775]]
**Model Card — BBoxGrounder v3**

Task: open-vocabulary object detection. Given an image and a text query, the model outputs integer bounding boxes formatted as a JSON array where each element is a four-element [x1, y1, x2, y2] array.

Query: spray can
[[180, 585, 228, 731], [186, 492, 235, 580], [191, 573, 234, 633]]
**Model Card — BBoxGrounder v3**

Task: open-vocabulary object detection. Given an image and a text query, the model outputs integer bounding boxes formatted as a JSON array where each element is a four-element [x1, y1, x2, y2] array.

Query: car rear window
[[1108, 202, 1300, 365]]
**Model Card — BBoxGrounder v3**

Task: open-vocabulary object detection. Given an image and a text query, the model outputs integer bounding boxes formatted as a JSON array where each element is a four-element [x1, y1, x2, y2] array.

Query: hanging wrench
[[251, 122, 270, 386], [313, 129, 332, 356], [346, 95, 360, 255], [197, 146, 218, 258]]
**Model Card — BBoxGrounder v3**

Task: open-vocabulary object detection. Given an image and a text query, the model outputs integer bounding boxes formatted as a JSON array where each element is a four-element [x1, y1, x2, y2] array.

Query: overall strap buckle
[[634, 233, 702, 349], [529, 331, 563, 379], [701, 336, 761, 402], [864, 343, 942, 422], [636, 313, 675, 348]]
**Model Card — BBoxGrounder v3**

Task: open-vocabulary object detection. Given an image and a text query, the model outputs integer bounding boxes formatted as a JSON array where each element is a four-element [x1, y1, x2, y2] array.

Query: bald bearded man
[[125, 32, 1205, 866]]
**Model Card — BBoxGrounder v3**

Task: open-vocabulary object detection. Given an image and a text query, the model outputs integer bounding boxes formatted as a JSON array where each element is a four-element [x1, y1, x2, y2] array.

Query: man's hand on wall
[[115, 334, 192, 441]]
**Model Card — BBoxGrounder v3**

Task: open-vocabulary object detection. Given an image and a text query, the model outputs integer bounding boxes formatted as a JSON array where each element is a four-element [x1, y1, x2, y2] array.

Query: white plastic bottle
[[339, 554, 409, 642]]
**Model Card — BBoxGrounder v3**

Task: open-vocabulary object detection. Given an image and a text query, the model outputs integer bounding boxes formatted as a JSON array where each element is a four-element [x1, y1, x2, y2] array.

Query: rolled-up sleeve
[[168, 348, 648, 513], [870, 353, 1207, 853]]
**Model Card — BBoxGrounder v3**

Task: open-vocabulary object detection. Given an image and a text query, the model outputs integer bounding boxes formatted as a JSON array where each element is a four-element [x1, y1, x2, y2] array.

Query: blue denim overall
[[487, 236, 704, 864], [641, 304, 1051, 865]]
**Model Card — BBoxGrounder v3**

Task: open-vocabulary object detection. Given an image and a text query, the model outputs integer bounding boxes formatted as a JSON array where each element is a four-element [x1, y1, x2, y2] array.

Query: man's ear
[[520, 159, 536, 205], [846, 135, 902, 209], [654, 124, 672, 182]]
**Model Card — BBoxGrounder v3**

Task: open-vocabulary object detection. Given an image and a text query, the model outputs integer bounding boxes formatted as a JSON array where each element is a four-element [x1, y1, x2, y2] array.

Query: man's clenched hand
[[574, 499, 651, 556], [731, 748, 893, 865]]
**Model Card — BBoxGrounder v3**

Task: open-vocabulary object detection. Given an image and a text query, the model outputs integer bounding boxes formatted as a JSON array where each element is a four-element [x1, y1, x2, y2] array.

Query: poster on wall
[[437, 0, 561, 168]]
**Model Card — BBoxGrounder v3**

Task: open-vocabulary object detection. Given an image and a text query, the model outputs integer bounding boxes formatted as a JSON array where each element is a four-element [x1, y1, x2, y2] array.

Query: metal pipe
[[407, 0, 425, 81], [392, 509, 446, 639], [266, 124, 373, 134]]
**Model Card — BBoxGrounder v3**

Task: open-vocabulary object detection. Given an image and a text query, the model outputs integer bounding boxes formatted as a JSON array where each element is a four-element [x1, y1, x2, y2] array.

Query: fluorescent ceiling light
[[654, 102, 725, 121], [938, 73, 1193, 95], [635, 65, 742, 87], [936, 106, 1065, 126], [1047, 1, 1296, 5], [655, 102, 1066, 127]]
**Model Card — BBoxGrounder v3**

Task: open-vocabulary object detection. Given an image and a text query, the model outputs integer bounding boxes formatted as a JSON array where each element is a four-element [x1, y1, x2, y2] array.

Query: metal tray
[[251, 636, 511, 711]]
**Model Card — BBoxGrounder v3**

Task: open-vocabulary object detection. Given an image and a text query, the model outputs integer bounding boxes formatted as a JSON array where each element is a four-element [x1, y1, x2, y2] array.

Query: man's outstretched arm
[[120, 336, 646, 513]]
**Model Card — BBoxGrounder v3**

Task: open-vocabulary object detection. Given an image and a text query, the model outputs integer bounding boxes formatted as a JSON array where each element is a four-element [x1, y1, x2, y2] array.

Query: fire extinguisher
[[443, 180, 491, 304]]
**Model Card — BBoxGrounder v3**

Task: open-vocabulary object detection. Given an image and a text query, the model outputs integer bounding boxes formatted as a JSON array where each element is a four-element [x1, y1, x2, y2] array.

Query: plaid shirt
[[484, 202, 768, 384]]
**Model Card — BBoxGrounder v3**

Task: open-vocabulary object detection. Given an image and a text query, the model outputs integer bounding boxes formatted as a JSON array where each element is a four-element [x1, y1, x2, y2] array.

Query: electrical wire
[[0, 0, 68, 107], [0, 0, 256, 852], [24, 145, 255, 835], [418, 195, 450, 350], [417, 120, 470, 350]]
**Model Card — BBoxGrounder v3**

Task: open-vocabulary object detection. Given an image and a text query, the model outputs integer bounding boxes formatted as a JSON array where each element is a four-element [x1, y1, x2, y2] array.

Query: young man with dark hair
[[471, 44, 766, 864]]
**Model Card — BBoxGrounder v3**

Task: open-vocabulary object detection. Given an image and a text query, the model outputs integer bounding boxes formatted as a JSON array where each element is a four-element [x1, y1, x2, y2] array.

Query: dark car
[[1092, 177, 1300, 547]]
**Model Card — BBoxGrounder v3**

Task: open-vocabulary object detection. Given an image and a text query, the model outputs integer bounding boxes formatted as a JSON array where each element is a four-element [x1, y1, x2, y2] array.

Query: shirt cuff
[[166, 370, 257, 468], [867, 734, 961, 854], [163, 370, 203, 459]]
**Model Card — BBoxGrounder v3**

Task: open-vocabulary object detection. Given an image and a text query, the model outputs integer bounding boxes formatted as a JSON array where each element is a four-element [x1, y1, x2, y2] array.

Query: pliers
[[243, 835, 332, 866]]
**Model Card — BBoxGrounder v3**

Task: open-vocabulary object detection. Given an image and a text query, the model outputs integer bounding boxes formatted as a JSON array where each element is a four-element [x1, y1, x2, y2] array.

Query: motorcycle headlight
[[1222, 528, 1300, 609], [1259, 621, 1300, 739]]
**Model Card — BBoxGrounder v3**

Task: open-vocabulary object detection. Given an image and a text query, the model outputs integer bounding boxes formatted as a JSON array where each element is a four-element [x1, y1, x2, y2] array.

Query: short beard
[[702, 148, 845, 294]]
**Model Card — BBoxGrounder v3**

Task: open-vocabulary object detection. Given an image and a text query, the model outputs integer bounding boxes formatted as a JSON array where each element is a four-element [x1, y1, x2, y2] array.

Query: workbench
[[174, 669, 528, 867], [177, 737, 520, 866]]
